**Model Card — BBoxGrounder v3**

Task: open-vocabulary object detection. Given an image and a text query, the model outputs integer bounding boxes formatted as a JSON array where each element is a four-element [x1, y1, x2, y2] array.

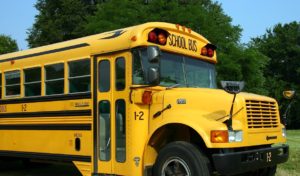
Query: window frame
[[99, 100, 111, 161], [98, 60, 111, 92], [115, 57, 126, 91], [115, 99, 126, 163], [0, 73, 2, 99], [24, 67, 42, 97], [44, 63, 65, 95], [68, 59, 91, 94], [4, 70, 21, 97]]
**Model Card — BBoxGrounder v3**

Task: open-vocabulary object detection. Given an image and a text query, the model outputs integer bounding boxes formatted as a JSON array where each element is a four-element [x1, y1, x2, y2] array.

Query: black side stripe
[[0, 110, 91, 118], [0, 124, 91, 130], [0, 92, 91, 105], [93, 56, 98, 173], [0, 150, 91, 162], [0, 43, 90, 63]]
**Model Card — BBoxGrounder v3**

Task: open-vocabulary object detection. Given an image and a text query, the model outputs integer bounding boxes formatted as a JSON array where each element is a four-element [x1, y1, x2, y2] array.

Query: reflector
[[142, 91, 152, 104]]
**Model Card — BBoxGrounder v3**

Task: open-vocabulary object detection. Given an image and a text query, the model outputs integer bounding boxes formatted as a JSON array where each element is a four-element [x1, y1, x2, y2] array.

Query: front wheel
[[153, 141, 211, 176]]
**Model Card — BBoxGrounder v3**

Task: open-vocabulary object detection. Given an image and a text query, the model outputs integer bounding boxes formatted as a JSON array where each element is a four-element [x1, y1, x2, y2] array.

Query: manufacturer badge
[[177, 99, 186, 104]]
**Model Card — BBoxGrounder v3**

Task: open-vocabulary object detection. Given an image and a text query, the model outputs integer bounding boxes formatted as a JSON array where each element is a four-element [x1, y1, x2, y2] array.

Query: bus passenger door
[[97, 53, 130, 175], [111, 53, 130, 175], [97, 57, 112, 174]]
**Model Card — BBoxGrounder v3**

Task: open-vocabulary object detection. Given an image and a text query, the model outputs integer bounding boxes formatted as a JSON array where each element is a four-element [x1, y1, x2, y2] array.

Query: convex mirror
[[283, 90, 295, 99], [221, 81, 245, 94]]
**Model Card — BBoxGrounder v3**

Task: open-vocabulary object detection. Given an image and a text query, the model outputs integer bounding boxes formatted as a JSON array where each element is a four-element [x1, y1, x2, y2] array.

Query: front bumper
[[212, 144, 289, 175]]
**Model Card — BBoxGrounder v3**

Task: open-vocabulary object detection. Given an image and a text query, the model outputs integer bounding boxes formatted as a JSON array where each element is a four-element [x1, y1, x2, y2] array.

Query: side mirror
[[147, 46, 161, 63], [148, 67, 160, 85], [282, 90, 296, 126], [221, 81, 245, 94], [283, 90, 295, 99]]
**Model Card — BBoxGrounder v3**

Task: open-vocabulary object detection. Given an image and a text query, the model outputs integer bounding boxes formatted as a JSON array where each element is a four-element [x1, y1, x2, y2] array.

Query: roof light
[[201, 47, 208, 56], [200, 44, 217, 58], [131, 36, 137, 41], [148, 28, 170, 45], [207, 48, 214, 57], [158, 33, 167, 45], [148, 32, 157, 43]]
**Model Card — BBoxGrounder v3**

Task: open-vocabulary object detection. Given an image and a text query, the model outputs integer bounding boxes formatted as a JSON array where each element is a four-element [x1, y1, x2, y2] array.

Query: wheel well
[[148, 124, 207, 153]]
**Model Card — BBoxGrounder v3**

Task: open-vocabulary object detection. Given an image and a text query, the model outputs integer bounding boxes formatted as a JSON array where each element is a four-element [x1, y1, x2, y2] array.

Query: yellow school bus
[[0, 22, 288, 176]]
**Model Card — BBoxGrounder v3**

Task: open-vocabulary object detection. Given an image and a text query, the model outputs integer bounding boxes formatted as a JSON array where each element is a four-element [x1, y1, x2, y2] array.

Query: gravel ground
[[0, 160, 81, 176]]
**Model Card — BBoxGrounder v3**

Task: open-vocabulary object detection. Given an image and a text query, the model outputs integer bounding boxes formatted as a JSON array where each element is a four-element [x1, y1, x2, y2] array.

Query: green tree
[[85, 0, 241, 46], [253, 21, 300, 128], [27, 0, 98, 48], [27, 0, 268, 95], [0, 34, 18, 54], [85, 0, 268, 93]]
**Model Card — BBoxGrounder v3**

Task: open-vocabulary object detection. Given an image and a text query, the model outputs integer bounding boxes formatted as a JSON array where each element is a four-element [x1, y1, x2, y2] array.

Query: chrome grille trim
[[246, 100, 279, 129]]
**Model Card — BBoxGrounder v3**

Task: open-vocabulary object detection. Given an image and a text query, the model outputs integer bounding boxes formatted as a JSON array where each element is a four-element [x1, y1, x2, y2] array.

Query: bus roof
[[0, 22, 216, 63]]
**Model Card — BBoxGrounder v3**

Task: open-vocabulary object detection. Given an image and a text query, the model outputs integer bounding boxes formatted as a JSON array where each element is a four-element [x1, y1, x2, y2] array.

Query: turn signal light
[[211, 130, 228, 143], [142, 91, 152, 105], [148, 28, 170, 45]]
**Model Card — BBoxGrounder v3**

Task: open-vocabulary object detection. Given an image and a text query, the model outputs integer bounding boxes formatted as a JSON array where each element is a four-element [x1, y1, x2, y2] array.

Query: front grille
[[246, 100, 279, 129]]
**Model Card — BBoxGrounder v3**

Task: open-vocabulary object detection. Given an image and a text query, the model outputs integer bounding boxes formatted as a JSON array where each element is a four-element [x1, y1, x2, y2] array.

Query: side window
[[115, 99, 126, 162], [24, 67, 41, 97], [68, 59, 91, 93], [132, 50, 145, 84], [115, 57, 125, 91], [45, 63, 64, 95], [0, 73, 2, 99], [99, 60, 110, 92], [99, 100, 111, 161], [5, 70, 20, 97]]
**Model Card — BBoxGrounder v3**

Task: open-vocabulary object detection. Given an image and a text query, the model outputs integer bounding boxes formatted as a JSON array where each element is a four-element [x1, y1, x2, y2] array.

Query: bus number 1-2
[[134, 111, 144, 120], [21, 104, 27, 112]]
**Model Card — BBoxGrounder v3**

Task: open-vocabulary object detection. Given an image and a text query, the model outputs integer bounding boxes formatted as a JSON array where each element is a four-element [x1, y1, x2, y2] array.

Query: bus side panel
[[0, 128, 92, 160]]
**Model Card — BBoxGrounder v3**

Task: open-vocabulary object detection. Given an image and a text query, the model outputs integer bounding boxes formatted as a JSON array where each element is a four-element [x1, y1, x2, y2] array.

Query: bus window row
[[0, 59, 91, 99], [0, 57, 126, 99]]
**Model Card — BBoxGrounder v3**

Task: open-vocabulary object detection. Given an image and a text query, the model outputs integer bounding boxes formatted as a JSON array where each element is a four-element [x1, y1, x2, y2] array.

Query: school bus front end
[[128, 23, 288, 176]]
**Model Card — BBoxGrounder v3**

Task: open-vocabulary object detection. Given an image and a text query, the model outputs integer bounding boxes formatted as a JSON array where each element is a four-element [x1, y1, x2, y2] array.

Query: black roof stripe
[[0, 43, 90, 63]]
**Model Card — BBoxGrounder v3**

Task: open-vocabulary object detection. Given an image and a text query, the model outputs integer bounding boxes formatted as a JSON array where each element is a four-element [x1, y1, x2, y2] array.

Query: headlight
[[229, 130, 243, 142], [282, 128, 287, 138]]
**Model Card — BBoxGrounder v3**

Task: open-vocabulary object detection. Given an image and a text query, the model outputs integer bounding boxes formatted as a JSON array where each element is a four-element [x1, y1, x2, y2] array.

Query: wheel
[[238, 165, 277, 176], [153, 141, 211, 176]]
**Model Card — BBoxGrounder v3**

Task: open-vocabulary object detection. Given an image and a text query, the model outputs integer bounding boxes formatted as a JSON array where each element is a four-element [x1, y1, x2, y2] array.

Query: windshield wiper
[[166, 84, 181, 90]]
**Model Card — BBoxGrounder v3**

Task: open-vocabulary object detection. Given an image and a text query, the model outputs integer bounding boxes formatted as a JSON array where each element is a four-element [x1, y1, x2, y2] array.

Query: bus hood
[[158, 88, 278, 124]]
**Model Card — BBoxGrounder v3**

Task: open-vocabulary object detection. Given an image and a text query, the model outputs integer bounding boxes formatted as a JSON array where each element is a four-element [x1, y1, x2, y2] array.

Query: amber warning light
[[148, 28, 170, 45]]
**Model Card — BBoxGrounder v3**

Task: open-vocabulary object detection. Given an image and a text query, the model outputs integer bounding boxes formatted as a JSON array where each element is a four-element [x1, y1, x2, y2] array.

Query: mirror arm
[[282, 100, 294, 126], [227, 93, 236, 131]]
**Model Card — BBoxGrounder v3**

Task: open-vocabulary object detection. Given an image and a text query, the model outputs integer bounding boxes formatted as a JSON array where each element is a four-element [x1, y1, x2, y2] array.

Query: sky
[[214, 0, 300, 43], [0, 0, 37, 50], [0, 1, 299, 50]]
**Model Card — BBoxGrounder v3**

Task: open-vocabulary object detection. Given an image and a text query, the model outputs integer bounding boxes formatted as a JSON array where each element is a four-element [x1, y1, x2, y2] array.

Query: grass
[[276, 130, 300, 176]]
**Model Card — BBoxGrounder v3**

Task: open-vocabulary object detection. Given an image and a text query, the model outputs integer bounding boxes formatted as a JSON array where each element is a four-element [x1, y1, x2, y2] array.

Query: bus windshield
[[133, 49, 217, 88]]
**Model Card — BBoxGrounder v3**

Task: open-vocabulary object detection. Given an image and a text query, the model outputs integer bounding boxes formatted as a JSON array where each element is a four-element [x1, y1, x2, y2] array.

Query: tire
[[153, 141, 211, 176]]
